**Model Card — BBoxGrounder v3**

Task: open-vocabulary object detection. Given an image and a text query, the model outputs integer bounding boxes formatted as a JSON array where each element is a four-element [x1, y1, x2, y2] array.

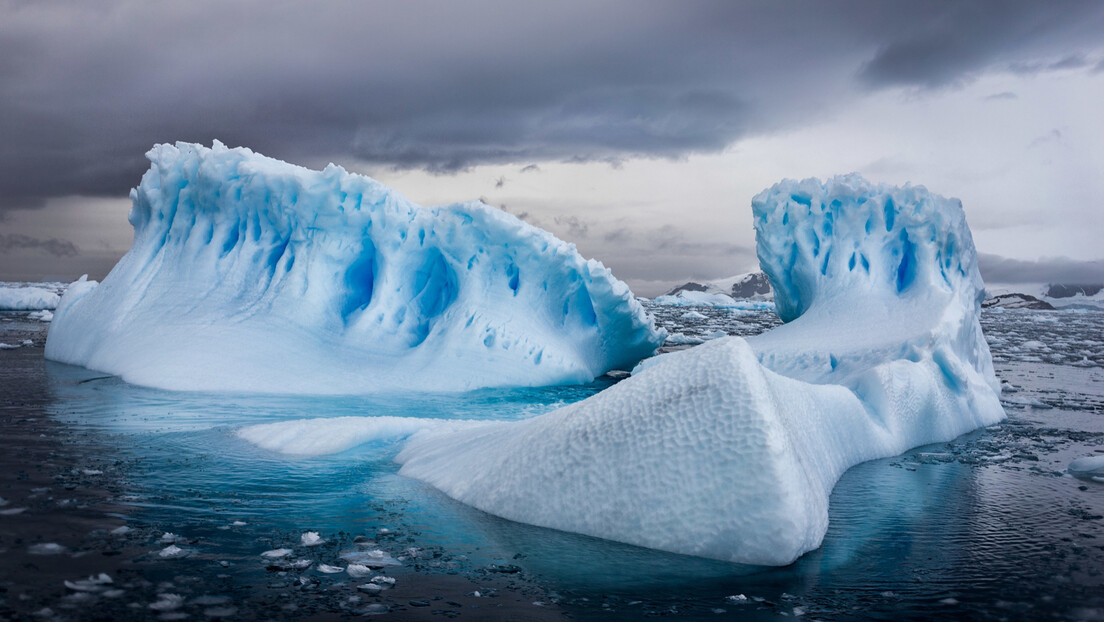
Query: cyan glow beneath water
[[38, 308, 1104, 620]]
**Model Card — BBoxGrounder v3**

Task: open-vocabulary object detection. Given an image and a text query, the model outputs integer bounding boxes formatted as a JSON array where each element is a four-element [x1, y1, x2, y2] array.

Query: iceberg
[[0, 283, 62, 310], [396, 174, 1005, 566], [45, 142, 663, 393]]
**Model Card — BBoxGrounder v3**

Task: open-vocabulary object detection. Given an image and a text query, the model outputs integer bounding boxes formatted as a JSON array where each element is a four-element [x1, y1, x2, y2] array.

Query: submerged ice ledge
[[45, 142, 664, 393], [391, 174, 1006, 566]]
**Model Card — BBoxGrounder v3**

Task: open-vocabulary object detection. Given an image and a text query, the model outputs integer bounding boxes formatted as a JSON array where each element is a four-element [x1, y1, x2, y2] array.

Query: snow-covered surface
[[0, 282, 63, 310], [395, 174, 1005, 565], [44, 142, 663, 393]]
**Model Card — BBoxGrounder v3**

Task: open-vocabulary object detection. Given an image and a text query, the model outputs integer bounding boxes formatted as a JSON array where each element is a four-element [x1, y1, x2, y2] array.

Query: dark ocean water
[[1, 304, 1102, 620]]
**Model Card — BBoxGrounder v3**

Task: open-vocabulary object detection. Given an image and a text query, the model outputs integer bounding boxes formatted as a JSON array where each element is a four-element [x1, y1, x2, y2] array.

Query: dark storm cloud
[[978, 254, 1104, 284], [0, 233, 79, 257], [858, 1, 1104, 89], [2, 0, 1102, 210]]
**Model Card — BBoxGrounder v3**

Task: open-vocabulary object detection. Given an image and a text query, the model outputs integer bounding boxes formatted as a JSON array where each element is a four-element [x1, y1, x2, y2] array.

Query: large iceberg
[[396, 174, 1005, 565], [45, 142, 663, 393]]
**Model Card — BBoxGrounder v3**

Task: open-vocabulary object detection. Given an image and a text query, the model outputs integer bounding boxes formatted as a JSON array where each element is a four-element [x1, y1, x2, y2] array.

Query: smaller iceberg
[[45, 142, 663, 393], [397, 174, 1005, 565], [0, 283, 62, 310]]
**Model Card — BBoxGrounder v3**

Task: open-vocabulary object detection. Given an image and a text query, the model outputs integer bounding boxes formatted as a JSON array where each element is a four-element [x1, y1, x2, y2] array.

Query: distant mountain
[[665, 271, 773, 301], [981, 293, 1055, 310], [1045, 283, 1103, 299], [986, 281, 1104, 311]]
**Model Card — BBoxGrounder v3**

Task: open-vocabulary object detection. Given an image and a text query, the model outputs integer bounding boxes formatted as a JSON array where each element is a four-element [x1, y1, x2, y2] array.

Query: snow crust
[[396, 174, 1005, 565], [0, 283, 61, 310], [45, 142, 663, 393]]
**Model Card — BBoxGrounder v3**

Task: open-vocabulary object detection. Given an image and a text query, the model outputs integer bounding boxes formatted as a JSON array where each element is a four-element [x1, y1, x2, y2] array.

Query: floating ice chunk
[[726, 595, 748, 603], [300, 531, 324, 546], [371, 575, 396, 586], [664, 332, 703, 346], [28, 310, 53, 321], [28, 542, 66, 555], [231, 520, 247, 526], [1069, 456, 1104, 480], [0, 343, 18, 350], [149, 594, 185, 611], [237, 416, 487, 456], [346, 564, 373, 578], [397, 175, 1005, 565], [45, 142, 663, 394], [260, 548, 292, 559], [340, 548, 400, 568], [82, 469, 102, 476], [0, 507, 28, 516], [0, 496, 7, 506], [64, 574, 113, 592], [680, 311, 707, 321], [203, 606, 238, 617], [0, 285, 60, 310], [110, 526, 131, 536], [316, 563, 345, 574], [158, 544, 190, 558], [159, 532, 178, 543]]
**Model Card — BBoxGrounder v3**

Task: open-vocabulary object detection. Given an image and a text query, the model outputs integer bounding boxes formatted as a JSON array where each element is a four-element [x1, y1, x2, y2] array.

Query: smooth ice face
[[45, 142, 663, 393], [397, 174, 1005, 565]]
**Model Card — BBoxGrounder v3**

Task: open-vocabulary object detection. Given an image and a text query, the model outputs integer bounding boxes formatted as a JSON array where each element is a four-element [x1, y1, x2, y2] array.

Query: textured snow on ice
[[397, 174, 1005, 566], [45, 142, 663, 393]]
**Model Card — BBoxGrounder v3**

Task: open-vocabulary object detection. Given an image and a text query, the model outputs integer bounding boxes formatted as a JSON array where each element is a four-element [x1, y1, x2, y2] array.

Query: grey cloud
[[1029, 129, 1062, 148], [494, 176, 506, 189], [1, 0, 1103, 209], [552, 215, 590, 239], [1010, 53, 1092, 76], [519, 164, 540, 173], [984, 91, 1017, 101], [978, 254, 1104, 284], [0, 233, 79, 257], [859, 2, 1104, 89]]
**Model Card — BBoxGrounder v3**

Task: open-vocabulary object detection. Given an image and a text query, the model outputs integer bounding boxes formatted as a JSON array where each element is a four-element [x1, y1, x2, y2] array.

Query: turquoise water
[[23, 307, 1104, 619]]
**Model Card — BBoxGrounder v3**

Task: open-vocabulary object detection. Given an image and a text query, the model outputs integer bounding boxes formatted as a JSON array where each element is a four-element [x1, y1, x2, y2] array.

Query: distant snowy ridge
[[662, 271, 773, 302], [981, 293, 1054, 310], [985, 282, 1104, 311], [45, 142, 664, 393], [397, 174, 1004, 566]]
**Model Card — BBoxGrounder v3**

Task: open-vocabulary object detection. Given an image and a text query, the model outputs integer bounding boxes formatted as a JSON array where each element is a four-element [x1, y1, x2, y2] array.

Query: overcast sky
[[2, 0, 1102, 294]]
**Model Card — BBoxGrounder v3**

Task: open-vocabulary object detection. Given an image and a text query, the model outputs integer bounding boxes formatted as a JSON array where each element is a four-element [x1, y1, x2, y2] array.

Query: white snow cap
[[397, 174, 1004, 566], [44, 142, 663, 393]]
